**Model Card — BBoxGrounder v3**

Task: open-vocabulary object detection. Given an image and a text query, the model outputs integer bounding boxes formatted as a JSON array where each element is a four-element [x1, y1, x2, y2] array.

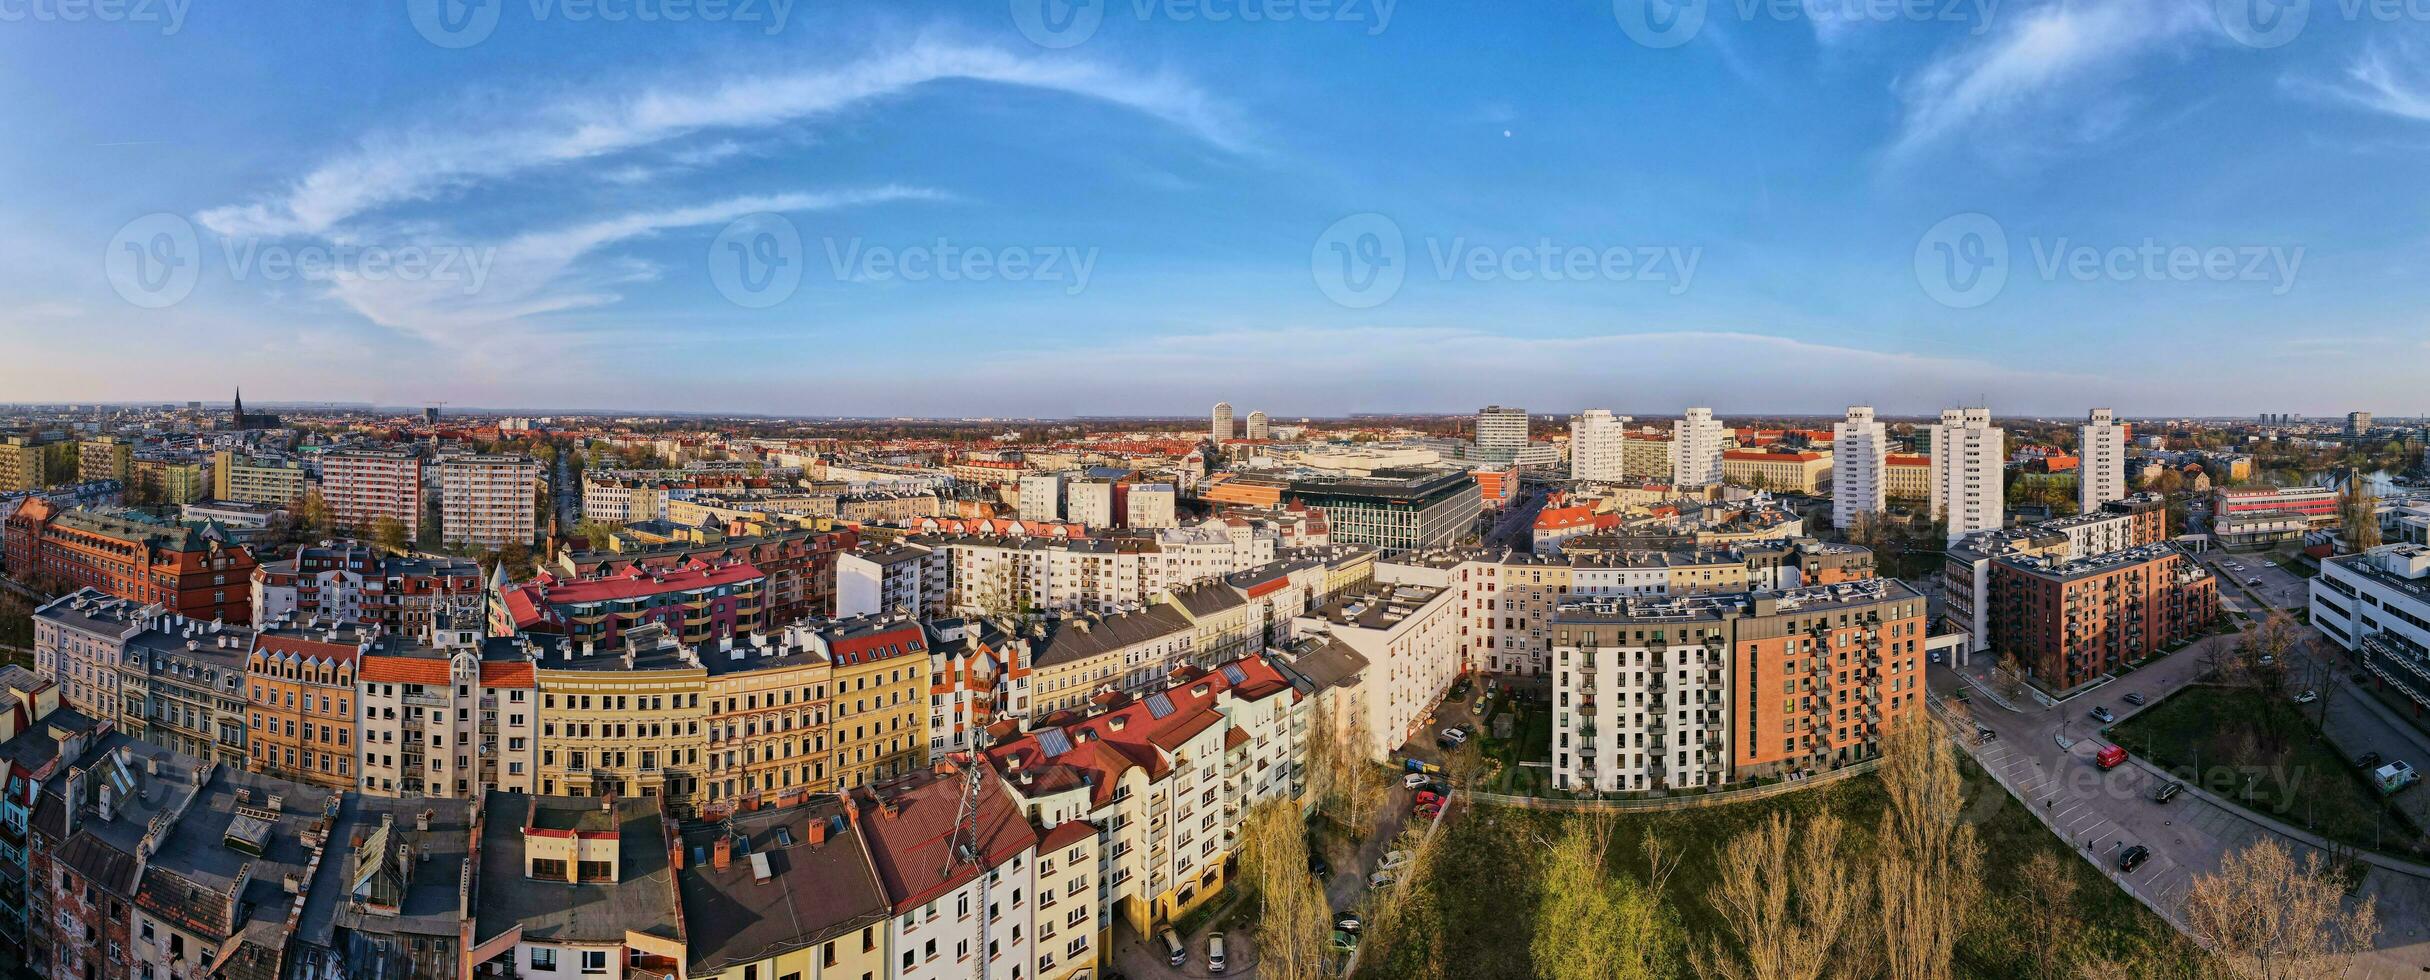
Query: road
[[2197, 546, 2311, 616], [1937, 632, 2430, 975], [1483, 485, 1550, 552]]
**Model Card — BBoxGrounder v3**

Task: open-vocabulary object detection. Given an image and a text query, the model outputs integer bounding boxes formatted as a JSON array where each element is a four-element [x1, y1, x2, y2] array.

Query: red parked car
[[2096, 744, 2128, 770], [1414, 790, 1442, 807], [1413, 804, 1442, 819]]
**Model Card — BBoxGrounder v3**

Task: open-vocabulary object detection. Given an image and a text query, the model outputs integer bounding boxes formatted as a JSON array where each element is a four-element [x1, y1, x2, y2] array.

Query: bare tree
[[2339, 475, 2382, 553], [1532, 816, 1683, 980], [2183, 838, 2379, 979], [1875, 718, 1984, 980], [2017, 852, 2077, 979], [1698, 811, 1869, 980], [1239, 799, 1332, 980]]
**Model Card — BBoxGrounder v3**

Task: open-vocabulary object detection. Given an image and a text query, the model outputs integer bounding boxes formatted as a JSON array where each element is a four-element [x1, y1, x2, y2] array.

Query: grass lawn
[[2108, 684, 2427, 858], [1362, 757, 2205, 979], [1471, 696, 1554, 795]]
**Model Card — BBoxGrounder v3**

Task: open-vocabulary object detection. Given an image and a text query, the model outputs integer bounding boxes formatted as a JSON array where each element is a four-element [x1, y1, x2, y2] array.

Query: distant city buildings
[[1211, 401, 1234, 442], [1570, 409, 1630, 483], [321, 449, 423, 539], [1244, 410, 1269, 440], [1671, 407, 1727, 488], [2079, 408, 2128, 513], [1473, 405, 1531, 463]]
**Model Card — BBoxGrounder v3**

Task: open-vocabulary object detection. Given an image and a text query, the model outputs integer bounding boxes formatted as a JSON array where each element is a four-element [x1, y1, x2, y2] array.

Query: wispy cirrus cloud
[[1885, 0, 2208, 164], [2287, 37, 2430, 122], [197, 37, 1245, 239]]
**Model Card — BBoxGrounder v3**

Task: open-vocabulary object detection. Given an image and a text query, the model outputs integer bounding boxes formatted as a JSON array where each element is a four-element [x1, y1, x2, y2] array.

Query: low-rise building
[[677, 797, 892, 980], [466, 792, 688, 979]]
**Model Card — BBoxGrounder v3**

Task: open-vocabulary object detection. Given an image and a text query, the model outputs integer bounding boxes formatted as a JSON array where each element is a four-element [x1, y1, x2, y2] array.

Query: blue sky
[[3, 0, 2428, 418]]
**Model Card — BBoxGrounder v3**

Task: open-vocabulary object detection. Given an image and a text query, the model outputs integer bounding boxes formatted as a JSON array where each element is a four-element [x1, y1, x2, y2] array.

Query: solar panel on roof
[[1221, 664, 1248, 686], [1145, 693, 1176, 719], [1036, 728, 1074, 759]]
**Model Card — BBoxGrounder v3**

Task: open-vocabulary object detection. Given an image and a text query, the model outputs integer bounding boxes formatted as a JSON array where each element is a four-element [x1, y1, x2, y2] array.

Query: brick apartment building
[[4, 498, 257, 623], [1989, 542, 2219, 692]]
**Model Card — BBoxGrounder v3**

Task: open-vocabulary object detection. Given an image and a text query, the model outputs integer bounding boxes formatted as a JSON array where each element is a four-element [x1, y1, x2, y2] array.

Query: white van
[[1161, 928, 1186, 967], [1209, 934, 1228, 973]]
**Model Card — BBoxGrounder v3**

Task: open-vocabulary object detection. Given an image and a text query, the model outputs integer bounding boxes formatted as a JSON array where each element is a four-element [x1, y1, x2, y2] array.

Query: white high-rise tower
[[1245, 411, 1269, 440], [1832, 406, 1887, 529], [1212, 402, 1234, 442], [1570, 410, 1631, 482], [1672, 407, 1727, 488], [2079, 408, 2127, 513], [1929, 407, 2004, 545]]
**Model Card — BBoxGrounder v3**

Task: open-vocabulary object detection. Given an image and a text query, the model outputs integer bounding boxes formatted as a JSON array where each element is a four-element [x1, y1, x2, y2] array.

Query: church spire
[[232, 387, 244, 429]]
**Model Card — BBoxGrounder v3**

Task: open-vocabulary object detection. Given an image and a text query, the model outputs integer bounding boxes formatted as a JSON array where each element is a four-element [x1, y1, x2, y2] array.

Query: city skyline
[[6, 3, 2430, 414]]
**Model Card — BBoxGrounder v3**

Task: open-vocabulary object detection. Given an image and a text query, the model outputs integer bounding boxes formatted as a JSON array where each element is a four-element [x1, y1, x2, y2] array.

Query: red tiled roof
[[829, 624, 926, 667], [256, 634, 362, 664], [481, 661, 536, 688], [360, 656, 449, 686]]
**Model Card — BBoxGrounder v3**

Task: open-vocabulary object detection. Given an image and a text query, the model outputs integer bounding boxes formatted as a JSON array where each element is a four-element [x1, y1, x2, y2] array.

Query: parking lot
[[2197, 547, 2311, 614]]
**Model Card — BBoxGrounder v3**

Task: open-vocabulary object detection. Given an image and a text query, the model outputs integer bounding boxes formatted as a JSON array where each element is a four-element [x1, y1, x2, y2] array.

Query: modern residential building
[[1292, 580, 1460, 760], [1126, 483, 1177, 529], [1940, 494, 2172, 657], [1066, 478, 1118, 529], [1244, 410, 1270, 440], [837, 542, 949, 619], [322, 449, 424, 539], [2079, 408, 2129, 513], [1018, 471, 1068, 522], [1622, 430, 1674, 482], [1929, 408, 2004, 545], [1987, 542, 2217, 692], [1211, 402, 1234, 443], [5, 499, 257, 623], [1570, 409, 1631, 483], [1832, 406, 1887, 529], [440, 453, 542, 549], [1549, 577, 1929, 793], [554, 526, 857, 626], [498, 559, 767, 646], [1671, 408, 1727, 488]]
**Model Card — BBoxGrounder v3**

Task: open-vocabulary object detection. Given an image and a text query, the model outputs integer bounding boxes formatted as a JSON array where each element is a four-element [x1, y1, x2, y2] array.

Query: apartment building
[[701, 625, 837, 815], [355, 618, 542, 799], [990, 655, 1300, 952], [1018, 471, 1069, 521], [528, 624, 709, 808], [498, 559, 767, 646], [119, 615, 256, 768], [1292, 581, 1460, 760], [1245, 410, 1270, 440], [1941, 494, 2172, 656], [465, 793, 688, 979], [1212, 402, 1234, 443], [132, 454, 208, 504], [5, 498, 257, 622], [2079, 408, 2129, 513], [1833, 407, 1887, 528], [1066, 478, 1118, 529], [127, 766, 340, 980], [252, 544, 483, 634], [1550, 577, 1928, 793], [440, 453, 542, 549], [1028, 605, 1198, 715], [76, 437, 131, 484], [677, 797, 893, 980], [245, 621, 372, 791], [1570, 410, 1631, 483], [925, 618, 1034, 756], [806, 614, 931, 791], [1621, 431, 1674, 483], [322, 449, 423, 539], [838, 542, 950, 618], [210, 449, 310, 505], [1126, 483, 1178, 529], [555, 525, 858, 625], [1671, 408, 1728, 488], [1929, 408, 2004, 545], [26, 737, 206, 980], [856, 765, 1040, 980], [1988, 542, 2217, 692]]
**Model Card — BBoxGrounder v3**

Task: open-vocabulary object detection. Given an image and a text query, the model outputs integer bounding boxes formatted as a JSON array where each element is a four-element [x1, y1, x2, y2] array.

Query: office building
[[2313, 546, 2430, 711], [440, 454, 542, 549], [1288, 469, 1480, 551], [2079, 408, 2128, 513], [1672, 408, 1727, 488], [1570, 410, 1631, 483], [1832, 407, 1887, 529], [1474, 405, 1531, 463], [1929, 408, 2004, 545]]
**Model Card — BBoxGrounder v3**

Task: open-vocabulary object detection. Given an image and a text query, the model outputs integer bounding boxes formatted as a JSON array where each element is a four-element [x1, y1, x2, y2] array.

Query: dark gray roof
[[1032, 606, 1194, 669], [678, 798, 891, 973], [472, 792, 684, 948]]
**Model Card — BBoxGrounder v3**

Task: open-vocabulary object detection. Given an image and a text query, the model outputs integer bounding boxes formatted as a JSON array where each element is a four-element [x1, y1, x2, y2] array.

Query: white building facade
[[2079, 408, 2128, 513], [1832, 406, 1887, 529], [1929, 408, 2005, 545], [1570, 410, 1631, 483], [1672, 408, 1727, 488]]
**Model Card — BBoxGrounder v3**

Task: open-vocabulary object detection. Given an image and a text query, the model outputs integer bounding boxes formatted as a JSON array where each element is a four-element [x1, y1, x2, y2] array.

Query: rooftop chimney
[[712, 835, 732, 870]]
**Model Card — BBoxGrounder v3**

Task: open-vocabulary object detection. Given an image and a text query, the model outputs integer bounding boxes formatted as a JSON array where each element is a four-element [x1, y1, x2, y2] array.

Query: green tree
[[295, 488, 334, 538], [369, 516, 410, 556], [1533, 817, 1684, 980]]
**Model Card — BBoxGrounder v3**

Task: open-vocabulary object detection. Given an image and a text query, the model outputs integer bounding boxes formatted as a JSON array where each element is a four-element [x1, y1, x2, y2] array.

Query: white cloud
[[1887, 0, 2207, 163], [197, 38, 1242, 239], [2288, 38, 2430, 122]]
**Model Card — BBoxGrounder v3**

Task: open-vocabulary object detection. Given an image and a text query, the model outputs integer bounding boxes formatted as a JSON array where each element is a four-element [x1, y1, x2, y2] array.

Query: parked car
[[2122, 692, 2147, 706], [1209, 935, 1227, 974], [1307, 853, 1331, 879], [2374, 761, 2419, 795], [1336, 912, 1364, 933], [2097, 744, 2129, 770], [1414, 791, 1442, 807], [2153, 782, 2183, 804], [2248, 577, 2264, 586], [1379, 850, 1413, 870], [2118, 845, 2151, 872], [1332, 929, 1361, 952], [2294, 690, 2318, 704], [2359, 751, 2386, 770], [2090, 706, 2116, 724], [1441, 726, 1469, 743], [1403, 772, 1433, 789], [1975, 727, 1997, 744], [1161, 928, 1187, 967]]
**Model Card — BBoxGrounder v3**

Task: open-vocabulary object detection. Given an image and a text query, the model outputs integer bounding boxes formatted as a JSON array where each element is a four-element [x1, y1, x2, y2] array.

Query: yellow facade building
[[804, 614, 930, 791]]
